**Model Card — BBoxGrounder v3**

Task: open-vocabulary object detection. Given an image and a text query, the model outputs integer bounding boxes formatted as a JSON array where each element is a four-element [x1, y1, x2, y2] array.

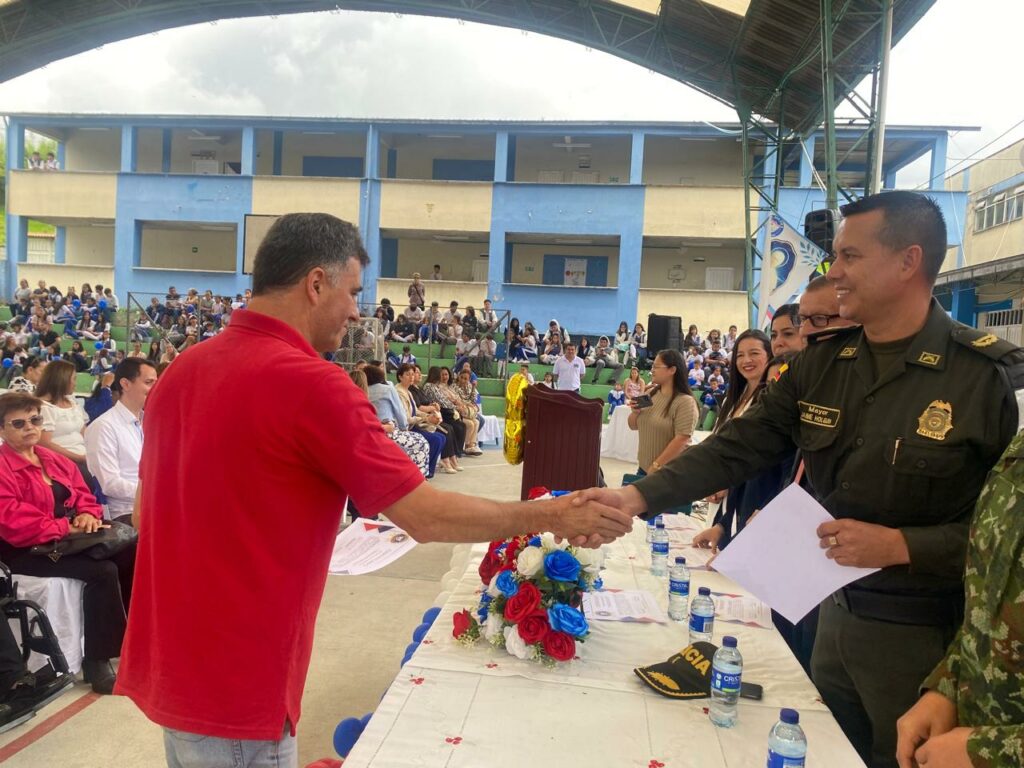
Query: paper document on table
[[583, 589, 668, 624], [711, 484, 879, 623], [711, 592, 774, 629], [671, 545, 715, 570], [329, 520, 417, 575]]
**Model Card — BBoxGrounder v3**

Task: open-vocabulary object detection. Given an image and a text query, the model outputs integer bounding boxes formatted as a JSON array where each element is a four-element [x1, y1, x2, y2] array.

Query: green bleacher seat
[[110, 326, 128, 343], [75, 372, 95, 393], [0, 307, 11, 322]]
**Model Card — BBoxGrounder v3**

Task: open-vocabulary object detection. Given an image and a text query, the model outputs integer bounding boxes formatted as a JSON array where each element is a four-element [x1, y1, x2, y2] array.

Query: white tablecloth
[[600, 406, 638, 463], [9, 576, 85, 674], [343, 524, 865, 768], [478, 415, 503, 446]]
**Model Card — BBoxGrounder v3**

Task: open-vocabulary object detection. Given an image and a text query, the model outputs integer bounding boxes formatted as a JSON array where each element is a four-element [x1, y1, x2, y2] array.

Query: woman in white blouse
[[34, 359, 91, 482]]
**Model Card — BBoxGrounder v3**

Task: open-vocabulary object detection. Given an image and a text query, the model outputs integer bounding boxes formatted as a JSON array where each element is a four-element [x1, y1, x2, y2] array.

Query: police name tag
[[798, 401, 840, 428]]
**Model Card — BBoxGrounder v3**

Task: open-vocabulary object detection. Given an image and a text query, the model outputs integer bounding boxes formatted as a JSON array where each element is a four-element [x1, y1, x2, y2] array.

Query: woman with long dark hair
[[421, 367, 468, 469], [627, 349, 698, 477], [694, 329, 781, 551]]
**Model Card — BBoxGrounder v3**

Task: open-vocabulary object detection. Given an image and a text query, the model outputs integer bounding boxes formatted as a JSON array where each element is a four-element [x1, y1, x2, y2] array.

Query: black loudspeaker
[[804, 208, 840, 255], [647, 314, 682, 354]]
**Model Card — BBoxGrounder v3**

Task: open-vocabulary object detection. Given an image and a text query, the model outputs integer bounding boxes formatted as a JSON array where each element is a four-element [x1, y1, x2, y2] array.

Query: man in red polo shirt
[[115, 213, 632, 768]]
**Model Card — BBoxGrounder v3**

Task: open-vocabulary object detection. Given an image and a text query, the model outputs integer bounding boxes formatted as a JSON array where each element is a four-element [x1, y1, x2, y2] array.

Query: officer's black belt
[[830, 587, 963, 627]]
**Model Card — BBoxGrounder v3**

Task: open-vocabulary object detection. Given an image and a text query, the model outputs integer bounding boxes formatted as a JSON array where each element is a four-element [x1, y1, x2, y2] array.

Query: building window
[[975, 189, 1024, 232]]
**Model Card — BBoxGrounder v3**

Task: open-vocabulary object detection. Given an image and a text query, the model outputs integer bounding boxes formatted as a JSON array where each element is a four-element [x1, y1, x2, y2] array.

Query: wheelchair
[[0, 561, 75, 732]]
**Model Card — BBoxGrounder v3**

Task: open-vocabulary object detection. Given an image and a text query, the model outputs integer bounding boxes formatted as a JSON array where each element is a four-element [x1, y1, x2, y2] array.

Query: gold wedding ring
[[828, 535, 839, 547]]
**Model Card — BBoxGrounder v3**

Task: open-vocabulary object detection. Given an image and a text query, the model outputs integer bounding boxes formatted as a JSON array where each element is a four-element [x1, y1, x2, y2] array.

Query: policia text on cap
[[576, 191, 1024, 768]]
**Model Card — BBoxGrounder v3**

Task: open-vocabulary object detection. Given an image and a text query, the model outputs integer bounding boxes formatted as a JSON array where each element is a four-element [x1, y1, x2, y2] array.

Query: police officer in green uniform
[[578, 191, 1024, 768]]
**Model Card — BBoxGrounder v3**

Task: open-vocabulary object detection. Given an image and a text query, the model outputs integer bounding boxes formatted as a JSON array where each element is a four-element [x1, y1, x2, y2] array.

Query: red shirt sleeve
[[299, 368, 424, 518]]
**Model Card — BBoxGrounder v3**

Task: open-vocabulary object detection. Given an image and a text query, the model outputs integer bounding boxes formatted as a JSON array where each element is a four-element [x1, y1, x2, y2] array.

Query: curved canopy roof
[[0, 0, 933, 134]]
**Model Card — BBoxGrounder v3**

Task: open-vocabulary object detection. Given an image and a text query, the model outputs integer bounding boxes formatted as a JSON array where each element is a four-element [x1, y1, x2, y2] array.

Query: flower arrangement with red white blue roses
[[452, 532, 605, 665]]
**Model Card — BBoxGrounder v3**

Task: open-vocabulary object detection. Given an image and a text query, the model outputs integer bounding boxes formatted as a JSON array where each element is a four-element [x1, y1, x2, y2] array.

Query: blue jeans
[[163, 726, 297, 768]]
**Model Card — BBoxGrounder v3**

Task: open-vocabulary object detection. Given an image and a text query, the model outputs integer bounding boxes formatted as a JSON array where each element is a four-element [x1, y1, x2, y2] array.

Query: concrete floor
[[0, 449, 637, 767]]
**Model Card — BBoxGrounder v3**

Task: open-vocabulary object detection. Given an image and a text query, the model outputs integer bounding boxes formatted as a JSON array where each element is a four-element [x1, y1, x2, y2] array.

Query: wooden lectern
[[519, 385, 605, 500]]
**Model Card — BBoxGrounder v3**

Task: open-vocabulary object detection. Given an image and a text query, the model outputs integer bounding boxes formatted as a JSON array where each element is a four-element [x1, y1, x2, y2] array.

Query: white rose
[[486, 573, 502, 598], [540, 532, 568, 552], [484, 612, 504, 640], [504, 626, 531, 660], [574, 547, 605, 574], [516, 546, 544, 578]]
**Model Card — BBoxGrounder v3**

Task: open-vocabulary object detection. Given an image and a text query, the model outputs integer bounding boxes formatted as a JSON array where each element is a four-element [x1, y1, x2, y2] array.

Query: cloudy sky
[[1, 0, 1021, 179]]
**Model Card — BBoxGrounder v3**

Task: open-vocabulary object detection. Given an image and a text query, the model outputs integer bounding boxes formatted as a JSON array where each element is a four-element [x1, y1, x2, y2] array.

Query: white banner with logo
[[757, 214, 828, 327], [564, 257, 587, 287]]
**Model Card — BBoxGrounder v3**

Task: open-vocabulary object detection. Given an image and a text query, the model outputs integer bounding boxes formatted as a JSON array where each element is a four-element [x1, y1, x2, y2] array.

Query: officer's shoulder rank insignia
[[838, 346, 857, 358], [917, 352, 941, 366], [972, 333, 999, 348], [917, 400, 953, 440]]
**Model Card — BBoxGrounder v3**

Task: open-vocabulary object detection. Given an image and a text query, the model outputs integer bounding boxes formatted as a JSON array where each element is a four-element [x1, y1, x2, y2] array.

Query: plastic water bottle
[[709, 636, 742, 727], [650, 521, 669, 577], [689, 586, 715, 642], [668, 556, 690, 622], [767, 709, 807, 767], [645, 514, 663, 544]]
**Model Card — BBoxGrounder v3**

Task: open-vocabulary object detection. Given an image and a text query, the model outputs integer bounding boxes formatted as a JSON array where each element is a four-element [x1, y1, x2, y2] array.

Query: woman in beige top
[[628, 349, 698, 476]]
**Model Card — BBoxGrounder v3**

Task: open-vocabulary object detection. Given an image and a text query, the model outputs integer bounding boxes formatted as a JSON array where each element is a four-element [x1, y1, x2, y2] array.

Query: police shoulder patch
[[951, 326, 1020, 362]]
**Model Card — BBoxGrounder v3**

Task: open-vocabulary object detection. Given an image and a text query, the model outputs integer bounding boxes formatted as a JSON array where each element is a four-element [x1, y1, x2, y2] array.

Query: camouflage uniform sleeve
[[966, 728, 1024, 768], [920, 627, 962, 706]]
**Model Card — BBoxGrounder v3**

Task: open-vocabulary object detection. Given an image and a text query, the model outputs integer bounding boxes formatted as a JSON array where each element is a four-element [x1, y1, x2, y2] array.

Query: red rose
[[452, 609, 475, 639], [542, 631, 576, 662], [503, 581, 541, 623], [517, 611, 551, 644], [478, 550, 503, 585]]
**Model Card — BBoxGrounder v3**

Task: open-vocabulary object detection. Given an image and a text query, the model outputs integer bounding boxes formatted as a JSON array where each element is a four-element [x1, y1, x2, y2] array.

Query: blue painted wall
[[113, 174, 254, 300], [488, 183, 645, 330]]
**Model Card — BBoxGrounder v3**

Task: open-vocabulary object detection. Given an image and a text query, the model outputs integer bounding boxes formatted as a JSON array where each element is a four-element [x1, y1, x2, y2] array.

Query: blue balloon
[[411, 623, 430, 644], [359, 713, 372, 729], [421, 606, 441, 626], [97, 300, 107, 309], [333, 717, 365, 758], [1, 359, 12, 369], [72, 299, 81, 308], [94, 342, 104, 350]]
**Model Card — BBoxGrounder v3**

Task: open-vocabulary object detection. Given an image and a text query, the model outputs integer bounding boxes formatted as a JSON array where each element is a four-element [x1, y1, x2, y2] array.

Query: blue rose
[[548, 603, 589, 637], [480, 593, 493, 604], [496, 570, 519, 597], [544, 550, 581, 582], [528, 536, 541, 547], [593, 578, 604, 591]]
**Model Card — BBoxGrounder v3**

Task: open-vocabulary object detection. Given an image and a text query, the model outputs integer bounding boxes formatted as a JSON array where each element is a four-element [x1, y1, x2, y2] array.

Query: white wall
[[640, 246, 744, 290], [140, 227, 236, 271], [392, 238, 487, 282], [383, 134, 495, 180], [65, 227, 115, 266], [64, 128, 121, 172], [642, 137, 743, 186], [513, 135, 631, 183], [279, 132, 366, 177]]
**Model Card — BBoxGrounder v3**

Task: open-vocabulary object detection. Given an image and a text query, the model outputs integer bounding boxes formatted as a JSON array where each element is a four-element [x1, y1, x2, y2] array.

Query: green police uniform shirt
[[922, 431, 1024, 767], [635, 299, 1022, 594]]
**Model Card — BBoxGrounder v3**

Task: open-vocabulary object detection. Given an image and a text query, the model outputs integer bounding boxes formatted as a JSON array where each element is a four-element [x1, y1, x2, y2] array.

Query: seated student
[[398, 346, 416, 366], [698, 378, 725, 427], [607, 383, 626, 414], [8, 355, 44, 393], [461, 307, 480, 338], [540, 333, 562, 365], [478, 300, 499, 334], [85, 359, 156, 524], [418, 302, 442, 343], [390, 314, 417, 343], [439, 319, 464, 358], [84, 372, 115, 423], [588, 336, 624, 385], [688, 365, 705, 390], [373, 307, 392, 340], [383, 341, 401, 373], [360, 366, 431, 478], [405, 303, 424, 327], [0, 392, 135, 694], [91, 349, 114, 376], [521, 329, 539, 360], [516, 363, 535, 385], [624, 366, 646, 403], [454, 331, 479, 372], [706, 365, 725, 389], [377, 298, 396, 323], [540, 372, 555, 388]]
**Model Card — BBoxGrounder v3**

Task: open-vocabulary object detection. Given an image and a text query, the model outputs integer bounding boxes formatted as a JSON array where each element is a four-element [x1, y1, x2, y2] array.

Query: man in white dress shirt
[[85, 358, 157, 524], [552, 344, 586, 393]]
